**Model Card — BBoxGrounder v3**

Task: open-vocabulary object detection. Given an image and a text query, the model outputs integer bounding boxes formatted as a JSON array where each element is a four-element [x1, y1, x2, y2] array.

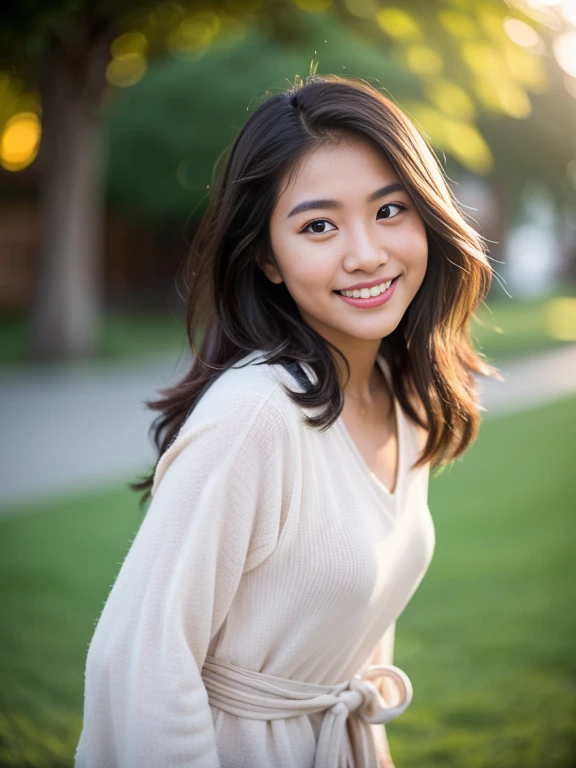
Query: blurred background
[[0, 0, 575, 766]]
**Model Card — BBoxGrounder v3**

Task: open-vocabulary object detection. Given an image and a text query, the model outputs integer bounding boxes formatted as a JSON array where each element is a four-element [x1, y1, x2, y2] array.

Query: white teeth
[[339, 278, 394, 299]]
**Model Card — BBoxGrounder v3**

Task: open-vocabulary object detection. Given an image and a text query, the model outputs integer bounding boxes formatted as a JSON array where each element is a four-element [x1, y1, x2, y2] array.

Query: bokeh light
[[560, 0, 576, 26], [439, 10, 478, 39], [0, 112, 41, 171], [503, 44, 547, 91], [402, 45, 444, 77], [445, 119, 493, 173], [111, 32, 149, 58], [503, 18, 540, 47], [462, 42, 533, 118], [343, 0, 376, 20], [553, 30, 576, 78], [167, 11, 221, 58], [106, 53, 147, 87], [375, 8, 421, 40], [426, 78, 476, 120], [510, 0, 562, 31], [402, 101, 493, 174], [478, 6, 508, 42], [545, 297, 576, 341]]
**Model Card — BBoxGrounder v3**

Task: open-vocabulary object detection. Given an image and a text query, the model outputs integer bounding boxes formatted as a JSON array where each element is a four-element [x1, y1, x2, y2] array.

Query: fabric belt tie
[[202, 654, 413, 768]]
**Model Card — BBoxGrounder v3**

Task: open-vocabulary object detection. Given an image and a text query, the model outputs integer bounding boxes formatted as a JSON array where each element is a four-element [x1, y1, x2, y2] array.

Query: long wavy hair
[[130, 73, 501, 509]]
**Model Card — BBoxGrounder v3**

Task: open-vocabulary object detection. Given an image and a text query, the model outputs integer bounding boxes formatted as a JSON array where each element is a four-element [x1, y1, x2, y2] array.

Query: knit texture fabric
[[75, 349, 435, 768]]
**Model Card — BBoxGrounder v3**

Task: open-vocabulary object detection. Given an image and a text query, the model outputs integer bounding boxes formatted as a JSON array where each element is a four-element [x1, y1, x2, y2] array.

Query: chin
[[346, 318, 402, 338]]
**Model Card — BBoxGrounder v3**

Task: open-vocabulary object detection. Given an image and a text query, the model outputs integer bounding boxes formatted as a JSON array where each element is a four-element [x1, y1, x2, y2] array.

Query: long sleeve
[[75, 389, 294, 768]]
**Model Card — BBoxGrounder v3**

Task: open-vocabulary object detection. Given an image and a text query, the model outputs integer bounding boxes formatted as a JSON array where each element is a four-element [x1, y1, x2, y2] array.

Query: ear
[[259, 255, 284, 285]]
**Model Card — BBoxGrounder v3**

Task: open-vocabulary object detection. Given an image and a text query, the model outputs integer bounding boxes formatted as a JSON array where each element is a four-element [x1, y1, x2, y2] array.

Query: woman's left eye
[[377, 203, 405, 220]]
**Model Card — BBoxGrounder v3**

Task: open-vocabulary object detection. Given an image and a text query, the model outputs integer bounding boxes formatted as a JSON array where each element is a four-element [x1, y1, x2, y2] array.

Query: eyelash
[[301, 203, 407, 235]]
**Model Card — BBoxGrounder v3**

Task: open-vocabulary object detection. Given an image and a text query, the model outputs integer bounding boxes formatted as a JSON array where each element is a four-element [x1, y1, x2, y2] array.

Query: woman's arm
[[74, 391, 293, 768], [367, 621, 397, 768]]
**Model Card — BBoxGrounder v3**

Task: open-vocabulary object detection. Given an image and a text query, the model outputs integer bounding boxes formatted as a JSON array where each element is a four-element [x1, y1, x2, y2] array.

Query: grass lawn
[[1, 290, 576, 367], [0, 311, 185, 366], [0, 395, 575, 767], [471, 291, 576, 365], [390, 395, 576, 767]]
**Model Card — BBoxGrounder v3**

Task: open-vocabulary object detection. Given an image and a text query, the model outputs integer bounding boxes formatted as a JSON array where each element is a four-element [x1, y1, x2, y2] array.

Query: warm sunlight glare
[[553, 30, 576, 77], [503, 18, 540, 46], [0, 112, 41, 171]]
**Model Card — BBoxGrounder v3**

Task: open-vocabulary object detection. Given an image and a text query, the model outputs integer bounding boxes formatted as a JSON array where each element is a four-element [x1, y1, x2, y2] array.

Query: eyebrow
[[286, 182, 407, 219]]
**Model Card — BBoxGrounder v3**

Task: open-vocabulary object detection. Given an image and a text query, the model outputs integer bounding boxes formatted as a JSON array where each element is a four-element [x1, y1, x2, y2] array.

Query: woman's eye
[[302, 203, 406, 234], [302, 220, 337, 235], [377, 203, 405, 220]]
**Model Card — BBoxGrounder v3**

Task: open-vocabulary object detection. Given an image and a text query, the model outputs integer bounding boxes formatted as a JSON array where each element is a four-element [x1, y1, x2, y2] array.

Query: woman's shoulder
[[188, 349, 307, 427], [151, 351, 308, 496]]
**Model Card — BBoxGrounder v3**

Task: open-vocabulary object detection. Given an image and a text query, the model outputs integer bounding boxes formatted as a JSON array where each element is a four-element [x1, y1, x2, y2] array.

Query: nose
[[342, 221, 389, 273]]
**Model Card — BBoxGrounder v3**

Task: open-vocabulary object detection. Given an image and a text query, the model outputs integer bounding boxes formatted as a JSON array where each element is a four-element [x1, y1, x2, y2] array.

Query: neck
[[332, 339, 383, 401]]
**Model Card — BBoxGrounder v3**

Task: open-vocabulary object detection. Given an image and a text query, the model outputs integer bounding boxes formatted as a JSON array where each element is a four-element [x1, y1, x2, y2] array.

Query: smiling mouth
[[333, 275, 399, 299]]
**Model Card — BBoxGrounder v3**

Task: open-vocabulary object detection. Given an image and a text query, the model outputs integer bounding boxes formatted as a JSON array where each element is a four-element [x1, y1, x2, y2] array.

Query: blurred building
[[0, 188, 186, 314]]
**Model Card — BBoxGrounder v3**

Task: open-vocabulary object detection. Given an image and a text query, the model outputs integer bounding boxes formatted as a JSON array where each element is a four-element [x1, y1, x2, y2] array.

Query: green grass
[[471, 292, 576, 364], [389, 394, 576, 767], [0, 395, 575, 766], [0, 311, 185, 365], [0, 487, 144, 767]]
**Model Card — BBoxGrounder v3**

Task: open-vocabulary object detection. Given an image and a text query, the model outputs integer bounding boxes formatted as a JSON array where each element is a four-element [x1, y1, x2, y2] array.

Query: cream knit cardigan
[[75, 349, 435, 767]]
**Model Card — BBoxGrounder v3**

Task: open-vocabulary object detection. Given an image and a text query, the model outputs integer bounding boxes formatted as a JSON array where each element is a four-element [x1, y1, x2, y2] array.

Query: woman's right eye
[[302, 220, 337, 235]]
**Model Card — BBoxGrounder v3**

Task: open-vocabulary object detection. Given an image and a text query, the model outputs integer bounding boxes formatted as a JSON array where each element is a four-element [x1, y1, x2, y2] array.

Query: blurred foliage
[[102, 7, 576, 226], [0, 0, 575, 198], [104, 12, 419, 224], [0, 310, 184, 364], [0, 392, 574, 766]]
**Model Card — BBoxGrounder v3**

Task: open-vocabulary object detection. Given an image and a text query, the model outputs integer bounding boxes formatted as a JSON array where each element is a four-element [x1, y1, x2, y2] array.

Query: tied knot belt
[[202, 654, 413, 768]]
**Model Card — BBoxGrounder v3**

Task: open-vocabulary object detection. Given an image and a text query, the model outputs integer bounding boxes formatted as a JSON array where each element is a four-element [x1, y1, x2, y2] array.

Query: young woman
[[75, 74, 500, 768]]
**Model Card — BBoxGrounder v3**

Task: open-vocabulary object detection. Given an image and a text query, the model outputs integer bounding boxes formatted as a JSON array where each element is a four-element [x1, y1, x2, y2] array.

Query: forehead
[[276, 134, 398, 208]]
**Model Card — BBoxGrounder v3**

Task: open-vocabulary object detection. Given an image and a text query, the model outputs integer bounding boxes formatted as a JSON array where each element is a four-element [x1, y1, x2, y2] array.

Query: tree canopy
[[2, 0, 575, 198], [102, 6, 575, 225]]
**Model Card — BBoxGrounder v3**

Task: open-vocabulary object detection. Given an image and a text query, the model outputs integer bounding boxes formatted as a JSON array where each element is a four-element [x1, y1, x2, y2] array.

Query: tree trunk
[[30, 21, 111, 360]]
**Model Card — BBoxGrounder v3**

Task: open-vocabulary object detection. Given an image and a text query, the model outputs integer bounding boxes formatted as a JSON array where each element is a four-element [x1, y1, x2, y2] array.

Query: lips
[[333, 275, 399, 297], [334, 274, 400, 308], [336, 275, 400, 293]]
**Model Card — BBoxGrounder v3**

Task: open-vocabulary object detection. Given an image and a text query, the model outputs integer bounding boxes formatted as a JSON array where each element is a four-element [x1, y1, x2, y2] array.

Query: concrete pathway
[[0, 349, 192, 512], [1, 344, 575, 513], [477, 343, 576, 418]]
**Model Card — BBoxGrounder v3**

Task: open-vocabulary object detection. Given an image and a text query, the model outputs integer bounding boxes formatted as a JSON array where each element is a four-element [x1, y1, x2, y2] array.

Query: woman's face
[[264, 134, 429, 349]]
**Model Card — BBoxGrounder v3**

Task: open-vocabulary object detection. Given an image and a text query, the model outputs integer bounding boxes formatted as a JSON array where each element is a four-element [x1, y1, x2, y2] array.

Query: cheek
[[280, 240, 334, 290], [397, 223, 428, 270]]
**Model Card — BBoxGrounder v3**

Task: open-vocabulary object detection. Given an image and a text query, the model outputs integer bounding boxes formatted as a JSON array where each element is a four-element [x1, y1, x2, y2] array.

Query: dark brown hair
[[130, 73, 501, 509]]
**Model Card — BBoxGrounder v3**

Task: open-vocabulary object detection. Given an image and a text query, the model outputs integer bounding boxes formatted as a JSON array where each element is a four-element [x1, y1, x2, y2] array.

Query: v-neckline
[[336, 354, 403, 502]]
